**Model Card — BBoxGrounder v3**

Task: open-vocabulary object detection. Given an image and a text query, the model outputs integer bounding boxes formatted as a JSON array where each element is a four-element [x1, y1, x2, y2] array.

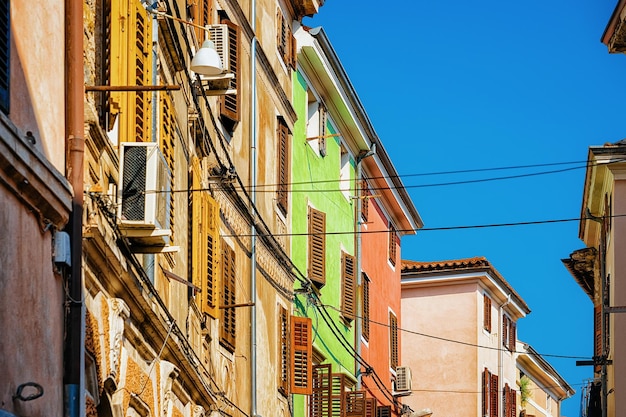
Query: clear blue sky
[[305, 1, 626, 415]]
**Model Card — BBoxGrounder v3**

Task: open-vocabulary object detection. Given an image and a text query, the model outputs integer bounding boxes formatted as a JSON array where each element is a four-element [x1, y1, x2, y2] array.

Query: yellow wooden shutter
[[160, 92, 176, 240], [278, 306, 289, 395], [203, 194, 220, 318], [191, 157, 204, 307], [291, 316, 312, 395], [110, 0, 152, 142]]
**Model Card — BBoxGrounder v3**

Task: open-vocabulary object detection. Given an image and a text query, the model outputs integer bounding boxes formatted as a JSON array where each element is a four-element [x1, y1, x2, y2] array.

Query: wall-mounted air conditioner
[[393, 366, 412, 396], [199, 24, 236, 95], [117, 142, 171, 248]]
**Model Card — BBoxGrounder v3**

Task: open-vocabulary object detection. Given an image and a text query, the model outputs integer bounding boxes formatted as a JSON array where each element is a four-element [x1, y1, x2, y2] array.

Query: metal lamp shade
[[190, 40, 223, 76]]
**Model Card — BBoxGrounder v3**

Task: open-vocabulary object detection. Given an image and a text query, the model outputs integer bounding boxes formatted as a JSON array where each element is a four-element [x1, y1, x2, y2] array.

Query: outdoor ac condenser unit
[[394, 365, 412, 395], [118, 142, 170, 231]]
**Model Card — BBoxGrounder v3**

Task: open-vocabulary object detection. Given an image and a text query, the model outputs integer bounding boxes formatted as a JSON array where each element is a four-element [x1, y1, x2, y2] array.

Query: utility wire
[[321, 304, 591, 361], [218, 214, 626, 239]]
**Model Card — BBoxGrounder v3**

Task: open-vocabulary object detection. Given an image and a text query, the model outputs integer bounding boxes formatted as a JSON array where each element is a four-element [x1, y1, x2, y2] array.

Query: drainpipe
[[498, 294, 511, 417], [250, 1, 258, 416], [64, 0, 85, 416]]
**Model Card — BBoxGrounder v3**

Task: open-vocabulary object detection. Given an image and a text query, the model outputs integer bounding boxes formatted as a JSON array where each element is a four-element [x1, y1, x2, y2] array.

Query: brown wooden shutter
[[310, 364, 332, 417], [490, 373, 499, 417], [388, 226, 397, 266], [193, 0, 211, 44], [482, 368, 490, 417], [362, 273, 370, 341], [220, 242, 236, 351], [291, 316, 312, 395], [0, 0, 8, 113], [331, 373, 347, 417], [360, 178, 369, 221], [276, 9, 286, 59], [510, 388, 517, 417], [341, 252, 357, 321], [132, 1, 151, 142], [503, 384, 510, 417], [220, 19, 240, 123], [484, 294, 492, 333], [594, 303, 602, 359], [290, 32, 298, 69], [277, 118, 290, 215], [502, 315, 509, 349], [364, 398, 376, 417], [308, 207, 326, 286], [345, 391, 366, 417], [376, 405, 391, 417], [509, 321, 516, 352], [278, 305, 289, 395], [389, 312, 398, 370], [318, 104, 327, 156]]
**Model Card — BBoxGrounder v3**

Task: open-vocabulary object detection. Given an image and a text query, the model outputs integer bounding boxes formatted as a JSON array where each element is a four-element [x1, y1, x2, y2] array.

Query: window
[[594, 303, 602, 372], [276, 8, 296, 69], [278, 305, 289, 395], [218, 15, 240, 129], [362, 273, 370, 341], [483, 294, 492, 333], [291, 316, 313, 395], [388, 225, 397, 266], [308, 207, 326, 286], [482, 368, 499, 417], [339, 144, 351, 199], [191, 158, 220, 318], [341, 252, 356, 321], [389, 311, 398, 370], [277, 117, 290, 215], [306, 89, 327, 156], [0, 0, 10, 113], [220, 241, 236, 351]]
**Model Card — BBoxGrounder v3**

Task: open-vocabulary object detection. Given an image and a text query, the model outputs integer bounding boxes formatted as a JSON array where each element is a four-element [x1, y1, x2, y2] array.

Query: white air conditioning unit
[[199, 24, 236, 95], [118, 142, 174, 250], [393, 366, 412, 396]]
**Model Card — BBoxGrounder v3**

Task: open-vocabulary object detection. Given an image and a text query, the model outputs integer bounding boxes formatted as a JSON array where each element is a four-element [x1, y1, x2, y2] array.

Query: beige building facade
[[400, 257, 530, 417]]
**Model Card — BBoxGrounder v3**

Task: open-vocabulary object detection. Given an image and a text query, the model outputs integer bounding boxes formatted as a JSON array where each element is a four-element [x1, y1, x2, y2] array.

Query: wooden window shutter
[[160, 93, 176, 241], [503, 384, 510, 417], [276, 9, 286, 59], [278, 305, 289, 395], [345, 391, 366, 417], [389, 312, 398, 370], [290, 31, 297, 69], [318, 104, 327, 156], [192, 0, 211, 44], [509, 321, 516, 352], [502, 315, 509, 349], [277, 118, 290, 215], [510, 388, 517, 417], [490, 373, 498, 417], [220, 19, 240, 123], [364, 398, 376, 417], [341, 252, 357, 321], [0, 0, 8, 113], [331, 373, 347, 417], [310, 364, 332, 417], [594, 303, 602, 358], [388, 226, 397, 266], [376, 405, 391, 417], [484, 294, 492, 333], [191, 158, 203, 307], [291, 316, 312, 395], [202, 195, 220, 317], [220, 242, 236, 351], [110, 0, 152, 143], [360, 178, 369, 221], [362, 273, 370, 341], [482, 368, 490, 417], [98, 0, 113, 128], [308, 207, 326, 286]]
